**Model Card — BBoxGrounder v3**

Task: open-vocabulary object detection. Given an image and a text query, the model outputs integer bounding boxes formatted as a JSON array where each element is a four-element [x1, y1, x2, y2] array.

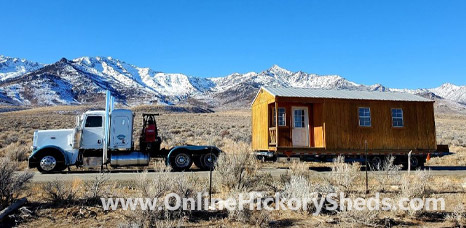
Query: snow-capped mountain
[[429, 83, 466, 104], [71, 56, 215, 97], [0, 55, 44, 81], [203, 64, 388, 106], [0, 55, 464, 110]]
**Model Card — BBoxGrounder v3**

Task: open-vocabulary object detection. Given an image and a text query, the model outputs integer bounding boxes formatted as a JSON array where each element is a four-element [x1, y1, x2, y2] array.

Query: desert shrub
[[118, 217, 182, 228], [0, 158, 34, 209], [445, 203, 465, 227], [400, 169, 432, 199], [215, 142, 266, 192], [224, 190, 253, 223], [398, 169, 433, 217], [252, 209, 271, 227], [326, 156, 361, 192], [42, 179, 80, 204], [5, 142, 29, 161], [123, 169, 204, 227], [372, 156, 402, 192], [337, 205, 380, 227], [153, 160, 171, 172], [222, 189, 270, 226], [281, 175, 314, 213], [288, 161, 310, 177], [3, 134, 19, 146], [280, 174, 337, 215], [282, 175, 312, 201], [84, 173, 110, 204]]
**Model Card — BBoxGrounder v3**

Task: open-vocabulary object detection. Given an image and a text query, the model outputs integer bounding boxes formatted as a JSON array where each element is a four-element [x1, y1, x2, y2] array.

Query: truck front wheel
[[37, 153, 65, 173], [169, 151, 193, 171]]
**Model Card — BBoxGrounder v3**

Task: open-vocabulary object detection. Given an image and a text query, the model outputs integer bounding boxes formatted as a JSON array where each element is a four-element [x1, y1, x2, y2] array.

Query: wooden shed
[[251, 87, 437, 158]]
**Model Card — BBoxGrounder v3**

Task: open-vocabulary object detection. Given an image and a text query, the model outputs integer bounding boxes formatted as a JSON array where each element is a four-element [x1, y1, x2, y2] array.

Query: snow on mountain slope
[[389, 83, 466, 105], [209, 66, 362, 93], [0, 55, 464, 109], [0, 58, 161, 105], [72, 56, 214, 97], [204, 65, 388, 106], [72, 56, 158, 95], [0, 55, 43, 81], [429, 83, 466, 104]]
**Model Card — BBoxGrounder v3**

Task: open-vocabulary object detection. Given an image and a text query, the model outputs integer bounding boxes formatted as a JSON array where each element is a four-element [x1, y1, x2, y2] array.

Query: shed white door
[[292, 107, 309, 147]]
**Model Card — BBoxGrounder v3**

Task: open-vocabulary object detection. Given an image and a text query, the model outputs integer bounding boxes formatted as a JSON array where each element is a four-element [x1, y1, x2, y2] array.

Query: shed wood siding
[[323, 100, 436, 150], [251, 88, 436, 153], [251, 89, 275, 151]]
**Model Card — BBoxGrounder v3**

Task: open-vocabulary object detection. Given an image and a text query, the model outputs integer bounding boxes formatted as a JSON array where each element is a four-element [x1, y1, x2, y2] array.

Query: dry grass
[[0, 105, 465, 227], [0, 158, 34, 209], [3, 157, 464, 227], [0, 105, 464, 167], [429, 113, 466, 167], [0, 105, 251, 169]]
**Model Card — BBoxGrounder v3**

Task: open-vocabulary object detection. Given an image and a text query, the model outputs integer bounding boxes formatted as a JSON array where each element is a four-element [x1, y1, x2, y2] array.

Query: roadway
[[26, 166, 466, 182]]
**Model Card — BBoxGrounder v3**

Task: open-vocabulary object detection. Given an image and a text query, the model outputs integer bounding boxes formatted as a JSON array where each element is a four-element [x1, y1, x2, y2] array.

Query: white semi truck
[[28, 91, 220, 173]]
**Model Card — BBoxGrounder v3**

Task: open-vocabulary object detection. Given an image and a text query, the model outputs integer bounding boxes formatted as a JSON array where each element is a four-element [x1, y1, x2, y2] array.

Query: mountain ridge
[[0, 55, 464, 111]]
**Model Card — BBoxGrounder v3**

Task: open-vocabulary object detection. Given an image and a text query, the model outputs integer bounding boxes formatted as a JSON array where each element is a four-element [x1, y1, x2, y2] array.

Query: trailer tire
[[370, 156, 383, 170], [169, 151, 193, 171], [36, 151, 65, 174], [199, 153, 217, 170], [409, 156, 425, 169]]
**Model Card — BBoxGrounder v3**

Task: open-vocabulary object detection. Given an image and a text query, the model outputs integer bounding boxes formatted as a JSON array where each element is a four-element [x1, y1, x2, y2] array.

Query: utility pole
[[408, 150, 412, 175], [209, 147, 213, 208], [365, 140, 369, 195]]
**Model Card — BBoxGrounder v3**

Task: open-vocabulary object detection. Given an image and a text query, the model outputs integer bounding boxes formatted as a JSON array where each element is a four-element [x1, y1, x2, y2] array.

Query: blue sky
[[0, 0, 465, 89]]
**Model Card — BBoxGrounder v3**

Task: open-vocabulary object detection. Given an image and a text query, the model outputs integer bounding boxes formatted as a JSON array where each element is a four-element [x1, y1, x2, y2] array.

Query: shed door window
[[294, 109, 305, 128], [358, 107, 371, 127], [392, 108, 404, 127], [272, 107, 286, 126], [85, 116, 103, 128]]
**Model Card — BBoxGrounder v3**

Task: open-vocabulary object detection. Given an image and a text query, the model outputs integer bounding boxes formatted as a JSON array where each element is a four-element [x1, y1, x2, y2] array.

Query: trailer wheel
[[37, 152, 65, 174], [170, 151, 193, 171], [200, 153, 217, 170], [409, 156, 425, 169], [370, 156, 383, 170], [256, 155, 265, 162]]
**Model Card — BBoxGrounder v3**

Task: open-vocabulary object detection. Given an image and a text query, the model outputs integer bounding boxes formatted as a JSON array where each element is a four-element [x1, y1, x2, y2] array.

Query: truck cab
[[29, 107, 220, 173], [79, 111, 105, 150], [29, 110, 104, 172]]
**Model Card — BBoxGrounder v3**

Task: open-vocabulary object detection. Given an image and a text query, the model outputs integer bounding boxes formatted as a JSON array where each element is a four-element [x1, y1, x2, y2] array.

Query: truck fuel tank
[[110, 151, 149, 167]]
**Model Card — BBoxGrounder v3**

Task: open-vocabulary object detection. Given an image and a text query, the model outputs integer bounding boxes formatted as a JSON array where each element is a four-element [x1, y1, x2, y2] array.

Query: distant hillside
[[1, 55, 465, 113]]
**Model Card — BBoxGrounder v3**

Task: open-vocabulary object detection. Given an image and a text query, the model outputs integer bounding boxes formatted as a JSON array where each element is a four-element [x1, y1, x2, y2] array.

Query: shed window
[[358, 107, 371, 127], [272, 107, 286, 126], [85, 116, 103, 128], [392, 108, 404, 127]]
